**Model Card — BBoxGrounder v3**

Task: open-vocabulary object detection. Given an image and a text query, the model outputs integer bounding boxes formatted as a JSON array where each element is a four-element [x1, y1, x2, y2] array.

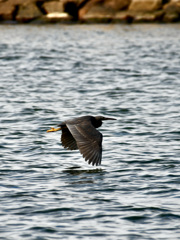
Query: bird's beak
[[47, 127, 61, 132], [104, 117, 116, 120]]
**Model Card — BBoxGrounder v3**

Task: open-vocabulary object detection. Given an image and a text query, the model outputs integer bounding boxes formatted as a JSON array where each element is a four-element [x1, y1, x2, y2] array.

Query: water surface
[[0, 24, 180, 240]]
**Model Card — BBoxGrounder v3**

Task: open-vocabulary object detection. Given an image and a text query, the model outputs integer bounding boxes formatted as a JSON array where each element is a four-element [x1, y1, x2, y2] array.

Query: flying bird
[[47, 115, 116, 166]]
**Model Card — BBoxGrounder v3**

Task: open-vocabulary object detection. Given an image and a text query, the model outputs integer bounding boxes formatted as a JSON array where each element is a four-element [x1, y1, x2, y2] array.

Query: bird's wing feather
[[61, 127, 78, 150], [66, 121, 102, 166]]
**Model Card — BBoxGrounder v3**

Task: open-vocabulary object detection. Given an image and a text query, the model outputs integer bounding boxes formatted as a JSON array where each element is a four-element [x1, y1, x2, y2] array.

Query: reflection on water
[[0, 24, 180, 240], [63, 166, 104, 185], [63, 166, 104, 175]]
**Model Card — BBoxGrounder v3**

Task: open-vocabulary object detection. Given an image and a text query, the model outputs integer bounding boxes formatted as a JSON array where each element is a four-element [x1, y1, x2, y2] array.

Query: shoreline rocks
[[0, 0, 180, 23]]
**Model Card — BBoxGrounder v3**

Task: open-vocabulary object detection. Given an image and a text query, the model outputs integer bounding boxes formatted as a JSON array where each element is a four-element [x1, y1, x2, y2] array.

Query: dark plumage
[[47, 116, 116, 166]]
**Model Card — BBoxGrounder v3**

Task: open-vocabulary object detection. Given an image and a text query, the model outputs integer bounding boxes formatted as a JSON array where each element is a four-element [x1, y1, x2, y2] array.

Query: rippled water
[[0, 24, 180, 240]]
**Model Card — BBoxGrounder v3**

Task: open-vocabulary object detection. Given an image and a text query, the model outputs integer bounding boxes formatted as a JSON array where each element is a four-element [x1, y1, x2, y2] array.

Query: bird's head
[[92, 116, 116, 128]]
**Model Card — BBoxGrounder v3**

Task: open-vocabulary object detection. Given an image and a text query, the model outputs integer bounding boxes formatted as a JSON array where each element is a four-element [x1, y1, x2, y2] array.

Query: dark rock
[[64, 1, 79, 20]]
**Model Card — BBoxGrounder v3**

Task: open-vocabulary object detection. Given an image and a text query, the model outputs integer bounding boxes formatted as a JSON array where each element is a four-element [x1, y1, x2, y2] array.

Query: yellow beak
[[47, 127, 61, 132]]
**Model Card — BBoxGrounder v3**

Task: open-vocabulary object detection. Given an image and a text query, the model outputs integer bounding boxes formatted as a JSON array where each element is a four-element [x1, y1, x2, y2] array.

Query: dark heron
[[47, 115, 116, 166]]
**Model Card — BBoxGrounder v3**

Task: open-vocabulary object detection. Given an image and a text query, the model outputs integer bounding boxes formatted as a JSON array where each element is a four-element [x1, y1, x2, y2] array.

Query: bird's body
[[47, 116, 116, 166]]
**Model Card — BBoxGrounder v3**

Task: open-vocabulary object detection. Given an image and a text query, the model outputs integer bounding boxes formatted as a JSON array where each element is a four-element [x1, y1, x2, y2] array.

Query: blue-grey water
[[0, 24, 180, 240]]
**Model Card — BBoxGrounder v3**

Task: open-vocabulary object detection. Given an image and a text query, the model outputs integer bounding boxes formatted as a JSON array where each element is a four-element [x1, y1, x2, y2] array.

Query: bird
[[47, 115, 116, 166]]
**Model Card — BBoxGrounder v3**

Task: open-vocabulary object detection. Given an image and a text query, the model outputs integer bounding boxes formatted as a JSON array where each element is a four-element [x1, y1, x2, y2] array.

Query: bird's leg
[[47, 127, 61, 132]]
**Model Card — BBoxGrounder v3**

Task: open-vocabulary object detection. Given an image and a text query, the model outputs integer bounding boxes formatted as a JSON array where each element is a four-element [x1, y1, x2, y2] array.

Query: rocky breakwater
[[0, 0, 180, 23]]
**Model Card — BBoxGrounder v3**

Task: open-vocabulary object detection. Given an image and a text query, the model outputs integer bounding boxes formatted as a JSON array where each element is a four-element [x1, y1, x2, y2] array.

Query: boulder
[[8, 0, 36, 4], [42, 1, 64, 14], [79, 6, 114, 22], [78, 0, 116, 21], [163, 0, 180, 21], [128, 0, 162, 12], [16, 2, 43, 22], [0, 1, 16, 21], [115, 8, 164, 22], [78, 0, 131, 20], [163, 0, 180, 12], [169, 0, 180, 3], [104, 0, 131, 11]]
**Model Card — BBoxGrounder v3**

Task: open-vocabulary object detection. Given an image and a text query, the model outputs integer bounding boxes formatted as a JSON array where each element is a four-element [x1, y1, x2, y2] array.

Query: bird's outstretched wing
[[66, 120, 102, 166], [61, 127, 78, 150]]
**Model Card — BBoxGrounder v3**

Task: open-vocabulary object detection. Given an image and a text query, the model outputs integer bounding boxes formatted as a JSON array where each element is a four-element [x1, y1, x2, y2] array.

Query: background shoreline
[[0, 0, 180, 24]]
